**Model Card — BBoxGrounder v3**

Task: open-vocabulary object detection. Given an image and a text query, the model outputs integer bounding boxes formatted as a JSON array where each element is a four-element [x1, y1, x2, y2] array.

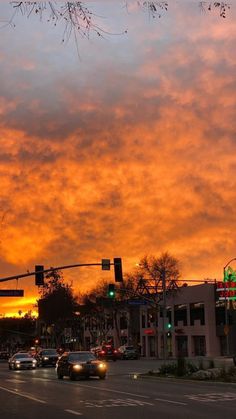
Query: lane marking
[[79, 398, 154, 408], [0, 385, 46, 404], [67, 382, 150, 399], [155, 397, 187, 406], [185, 393, 236, 403], [6, 379, 26, 383], [65, 410, 83, 416], [31, 377, 53, 382]]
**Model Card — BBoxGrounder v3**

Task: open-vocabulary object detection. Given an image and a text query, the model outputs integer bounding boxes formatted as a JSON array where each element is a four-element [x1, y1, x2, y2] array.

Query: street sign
[[101, 259, 110, 270], [0, 289, 24, 297], [128, 300, 147, 305]]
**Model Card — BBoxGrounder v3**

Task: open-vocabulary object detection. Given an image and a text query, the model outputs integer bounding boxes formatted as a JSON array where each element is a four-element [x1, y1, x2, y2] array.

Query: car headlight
[[98, 363, 106, 369], [43, 357, 49, 360], [33, 360, 37, 364], [15, 360, 20, 364], [73, 364, 82, 370]]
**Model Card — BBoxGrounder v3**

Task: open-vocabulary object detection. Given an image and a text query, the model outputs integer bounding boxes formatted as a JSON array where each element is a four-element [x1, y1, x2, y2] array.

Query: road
[[1, 359, 236, 418]]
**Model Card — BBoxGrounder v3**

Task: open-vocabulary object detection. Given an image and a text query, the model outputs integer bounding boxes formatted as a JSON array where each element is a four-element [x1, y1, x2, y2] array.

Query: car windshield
[[14, 353, 31, 359], [41, 350, 57, 355], [69, 353, 96, 362]]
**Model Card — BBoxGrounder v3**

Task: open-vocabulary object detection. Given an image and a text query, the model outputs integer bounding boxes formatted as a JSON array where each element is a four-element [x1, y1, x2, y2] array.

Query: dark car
[[56, 351, 107, 380], [94, 344, 118, 362], [35, 348, 59, 367], [118, 345, 139, 360], [8, 352, 37, 370]]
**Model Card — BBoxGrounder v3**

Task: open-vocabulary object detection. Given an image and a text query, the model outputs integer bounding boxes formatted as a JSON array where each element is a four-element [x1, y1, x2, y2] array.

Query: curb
[[130, 373, 236, 385]]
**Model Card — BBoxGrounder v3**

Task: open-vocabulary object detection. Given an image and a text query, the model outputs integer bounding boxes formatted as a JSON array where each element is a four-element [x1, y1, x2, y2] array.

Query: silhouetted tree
[[37, 269, 78, 346]]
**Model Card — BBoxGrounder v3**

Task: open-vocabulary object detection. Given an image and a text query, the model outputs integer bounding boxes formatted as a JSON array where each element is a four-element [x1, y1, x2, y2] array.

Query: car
[[93, 344, 119, 361], [56, 351, 107, 380], [35, 348, 59, 367], [118, 345, 139, 360], [8, 352, 37, 370]]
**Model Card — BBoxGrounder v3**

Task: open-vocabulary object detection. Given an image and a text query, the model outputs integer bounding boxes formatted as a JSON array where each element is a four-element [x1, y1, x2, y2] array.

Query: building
[[80, 283, 236, 358]]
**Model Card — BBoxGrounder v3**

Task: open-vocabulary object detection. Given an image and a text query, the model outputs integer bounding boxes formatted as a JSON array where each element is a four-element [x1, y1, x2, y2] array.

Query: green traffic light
[[108, 284, 115, 298], [167, 323, 171, 329]]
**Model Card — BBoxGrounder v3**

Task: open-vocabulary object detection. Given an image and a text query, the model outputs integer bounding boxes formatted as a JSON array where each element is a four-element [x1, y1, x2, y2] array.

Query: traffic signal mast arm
[[0, 261, 113, 283]]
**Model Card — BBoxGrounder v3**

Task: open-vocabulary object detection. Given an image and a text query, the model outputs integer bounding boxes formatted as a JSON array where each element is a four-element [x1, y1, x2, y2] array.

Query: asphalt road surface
[[1, 359, 236, 418]]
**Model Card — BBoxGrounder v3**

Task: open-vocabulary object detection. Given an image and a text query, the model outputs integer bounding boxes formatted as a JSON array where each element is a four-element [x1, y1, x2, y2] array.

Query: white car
[[8, 352, 37, 370]]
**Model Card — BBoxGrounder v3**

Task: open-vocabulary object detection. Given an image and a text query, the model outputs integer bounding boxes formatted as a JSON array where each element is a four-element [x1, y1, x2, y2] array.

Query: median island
[[138, 357, 236, 382]]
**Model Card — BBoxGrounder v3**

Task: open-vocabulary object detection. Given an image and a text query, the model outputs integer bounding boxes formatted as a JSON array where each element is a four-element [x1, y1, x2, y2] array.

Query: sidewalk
[[140, 355, 236, 370]]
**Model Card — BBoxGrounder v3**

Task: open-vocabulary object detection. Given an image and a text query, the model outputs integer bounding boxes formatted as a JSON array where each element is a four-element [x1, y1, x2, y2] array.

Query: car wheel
[[113, 358, 117, 362], [57, 371, 63, 379], [99, 374, 106, 380]]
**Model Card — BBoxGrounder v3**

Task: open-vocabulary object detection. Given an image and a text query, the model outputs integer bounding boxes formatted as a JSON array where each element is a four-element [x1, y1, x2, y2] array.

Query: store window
[[174, 304, 187, 326], [190, 302, 205, 326]]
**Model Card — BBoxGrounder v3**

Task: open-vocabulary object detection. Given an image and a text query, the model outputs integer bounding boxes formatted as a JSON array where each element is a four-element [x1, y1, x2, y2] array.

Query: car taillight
[[100, 350, 105, 355], [113, 350, 117, 354]]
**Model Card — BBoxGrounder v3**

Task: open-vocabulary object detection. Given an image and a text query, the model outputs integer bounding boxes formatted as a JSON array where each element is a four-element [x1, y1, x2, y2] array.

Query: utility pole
[[224, 266, 229, 356], [162, 269, 167, 361]]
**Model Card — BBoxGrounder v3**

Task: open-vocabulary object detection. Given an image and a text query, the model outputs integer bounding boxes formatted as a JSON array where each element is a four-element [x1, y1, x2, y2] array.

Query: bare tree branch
[[9, 1, 127, 40], [199, 2, 231, 18]]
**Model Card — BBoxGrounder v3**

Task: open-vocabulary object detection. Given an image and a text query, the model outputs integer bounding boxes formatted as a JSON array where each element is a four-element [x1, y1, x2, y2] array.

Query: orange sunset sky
[[0, 1, 236, 317]]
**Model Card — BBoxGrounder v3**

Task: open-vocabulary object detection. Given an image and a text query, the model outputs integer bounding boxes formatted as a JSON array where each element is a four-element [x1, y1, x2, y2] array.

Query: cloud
[[0, 1, 236, 313]]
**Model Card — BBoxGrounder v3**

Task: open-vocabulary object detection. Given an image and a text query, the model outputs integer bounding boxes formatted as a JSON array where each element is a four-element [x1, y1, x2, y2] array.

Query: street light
[[223, 258, 236, 356]]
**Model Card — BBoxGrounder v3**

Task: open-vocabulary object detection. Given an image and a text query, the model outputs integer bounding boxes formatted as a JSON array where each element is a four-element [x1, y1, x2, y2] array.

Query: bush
[[158, 360, 198, 377], [198, 359, 204, 370], [219, 366, 236, 382], [159, 362, 177, 375], [186, 362, 199, 375], [176, 357, 186, 377]]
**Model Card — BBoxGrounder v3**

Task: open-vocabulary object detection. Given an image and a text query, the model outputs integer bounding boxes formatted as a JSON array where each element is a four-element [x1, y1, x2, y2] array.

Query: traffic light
[[108, 283, 115, 298], [101, 259, 110, 270], [167, 323, 172, 337], [114, 258, 123, 282], [35, 265, 44, 286]]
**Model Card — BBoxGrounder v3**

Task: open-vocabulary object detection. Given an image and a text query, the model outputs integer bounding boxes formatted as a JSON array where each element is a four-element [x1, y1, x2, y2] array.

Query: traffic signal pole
[[0, 261, 117, 284], [162, 269, 167, 361]]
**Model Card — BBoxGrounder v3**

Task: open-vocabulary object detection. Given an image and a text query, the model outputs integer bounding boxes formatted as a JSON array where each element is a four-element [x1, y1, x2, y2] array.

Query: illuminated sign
[[224, 266, 236, 282], [217, 266, 236, 300], [144, 328, 155, 335]]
